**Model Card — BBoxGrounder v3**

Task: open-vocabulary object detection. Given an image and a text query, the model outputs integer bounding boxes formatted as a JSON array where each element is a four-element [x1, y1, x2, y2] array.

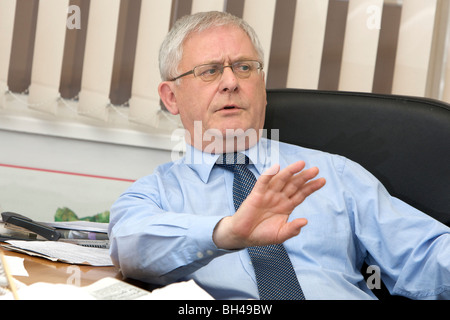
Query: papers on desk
[[45, 220, 109, 233], [0, 277, 214, 300], [85, 277, 214, 300], [2, 255, 28, 277], [1, 247, 214, 300], [1, 240, 113, 266], [0, 218, 112, 266]]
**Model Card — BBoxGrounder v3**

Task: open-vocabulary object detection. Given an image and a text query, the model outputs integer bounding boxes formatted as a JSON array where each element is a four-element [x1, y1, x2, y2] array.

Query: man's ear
[[158, 81, 179, 115]]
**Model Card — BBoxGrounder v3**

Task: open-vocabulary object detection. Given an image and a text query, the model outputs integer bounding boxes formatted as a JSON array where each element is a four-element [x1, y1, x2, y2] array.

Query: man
[[109, 11, 450, 299]]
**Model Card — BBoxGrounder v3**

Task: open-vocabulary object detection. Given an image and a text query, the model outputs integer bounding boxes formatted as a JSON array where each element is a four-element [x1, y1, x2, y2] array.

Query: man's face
[[159, 25, 267, 152]]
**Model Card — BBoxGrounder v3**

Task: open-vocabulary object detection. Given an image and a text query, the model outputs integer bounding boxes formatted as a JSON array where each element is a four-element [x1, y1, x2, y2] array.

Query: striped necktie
[[217, 153, 305, 300]]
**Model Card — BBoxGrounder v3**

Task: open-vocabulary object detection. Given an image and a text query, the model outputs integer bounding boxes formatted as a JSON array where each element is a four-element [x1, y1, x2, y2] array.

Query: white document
[[45, 221, 108, 233], [2, 240, 113, 266], [146, 279, 214, 300], [1, 278, 213, 300], [2, 255, 28, 277], [85, 278, 213, 300]]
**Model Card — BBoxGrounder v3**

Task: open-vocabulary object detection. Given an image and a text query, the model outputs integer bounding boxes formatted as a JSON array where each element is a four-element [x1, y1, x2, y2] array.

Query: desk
[[1, 247, 120, 287]]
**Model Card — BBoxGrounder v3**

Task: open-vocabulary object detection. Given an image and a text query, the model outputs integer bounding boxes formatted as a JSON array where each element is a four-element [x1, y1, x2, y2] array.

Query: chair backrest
[[264, 88, 450, 226]]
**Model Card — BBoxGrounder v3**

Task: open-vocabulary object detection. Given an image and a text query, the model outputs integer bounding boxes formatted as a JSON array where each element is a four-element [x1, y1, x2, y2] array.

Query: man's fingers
[[256, 162, 325, 204], [278, 166, 321, 198], [274, 218, 308, 244], [290, 177, 326, 205], [261, 163, 281, 177], [259, 161, 306, 192]]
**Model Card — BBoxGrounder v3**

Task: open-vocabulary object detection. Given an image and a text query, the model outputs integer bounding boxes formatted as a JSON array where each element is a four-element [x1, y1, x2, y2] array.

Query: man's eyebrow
[[202, 60, 223, 65], [200, 57, 259, 65]]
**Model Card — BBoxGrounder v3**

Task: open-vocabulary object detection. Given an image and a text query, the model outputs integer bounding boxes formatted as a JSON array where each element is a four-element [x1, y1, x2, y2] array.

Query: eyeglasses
[[169, 60, 263, 82]]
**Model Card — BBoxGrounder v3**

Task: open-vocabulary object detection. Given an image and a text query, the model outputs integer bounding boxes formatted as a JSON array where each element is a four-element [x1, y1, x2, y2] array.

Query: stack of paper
[[1, 240, 113, 266]]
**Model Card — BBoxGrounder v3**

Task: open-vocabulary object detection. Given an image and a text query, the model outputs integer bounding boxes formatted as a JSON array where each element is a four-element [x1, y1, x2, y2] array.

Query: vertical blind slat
[[286, 0, 328, 89], [338, 0, 383, 92], [0, 0, 16, 107], [392, 0, 438, 96], [242, 0, 277, 73], [78, 0, 120, 121], [191, 0, 226, 13], [128, 0, 173, 127], [28, 0, 69, 114]]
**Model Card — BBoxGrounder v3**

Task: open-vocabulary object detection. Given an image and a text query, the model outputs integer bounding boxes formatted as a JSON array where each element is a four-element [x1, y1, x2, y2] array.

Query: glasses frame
[[169, 60, 263, 82]]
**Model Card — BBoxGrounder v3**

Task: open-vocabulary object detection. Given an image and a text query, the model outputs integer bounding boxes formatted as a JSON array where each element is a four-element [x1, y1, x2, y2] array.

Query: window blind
[[2, 0, 450, 132], [77, 0, 120, 121], [128, 1, 172, 127], [28, 0, 69, 114], [392, 0, 438, 96], [338, 0, 383, 92], [191, 0, 226, 13], [287, 0, 328, 89], [242, 0, 277, 73], [0, 0, 16, 108]]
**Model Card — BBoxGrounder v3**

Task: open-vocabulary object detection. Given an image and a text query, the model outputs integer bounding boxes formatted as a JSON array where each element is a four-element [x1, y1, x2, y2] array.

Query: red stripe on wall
[[0, 163, 136, 183]]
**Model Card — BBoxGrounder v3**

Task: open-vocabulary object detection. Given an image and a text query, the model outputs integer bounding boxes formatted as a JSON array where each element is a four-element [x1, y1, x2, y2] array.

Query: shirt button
[[197, 251, 204, 259], [206, 250, 214, 256]]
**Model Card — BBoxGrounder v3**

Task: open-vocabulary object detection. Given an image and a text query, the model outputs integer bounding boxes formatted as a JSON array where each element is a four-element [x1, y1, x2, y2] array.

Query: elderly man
[[108, 11, 450, 300]]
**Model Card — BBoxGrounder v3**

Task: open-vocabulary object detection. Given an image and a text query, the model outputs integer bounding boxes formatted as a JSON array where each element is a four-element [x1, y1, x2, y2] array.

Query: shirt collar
[[183, 137, 276, 183]]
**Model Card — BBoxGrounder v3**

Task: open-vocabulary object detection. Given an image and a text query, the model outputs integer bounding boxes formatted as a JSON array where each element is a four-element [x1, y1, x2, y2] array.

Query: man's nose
[[219, 65, 239, 92]]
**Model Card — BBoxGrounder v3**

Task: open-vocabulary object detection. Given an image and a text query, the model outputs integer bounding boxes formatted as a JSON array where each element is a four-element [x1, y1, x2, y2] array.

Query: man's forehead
[[181, 25, 257, 63], [184, 24, 250, 46]]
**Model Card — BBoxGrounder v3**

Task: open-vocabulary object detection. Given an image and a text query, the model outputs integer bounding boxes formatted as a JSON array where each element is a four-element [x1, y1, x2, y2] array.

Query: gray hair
[[159, 11, 264, 81]]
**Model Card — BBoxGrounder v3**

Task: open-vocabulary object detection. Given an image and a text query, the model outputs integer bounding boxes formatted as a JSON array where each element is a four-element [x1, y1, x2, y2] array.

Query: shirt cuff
[[188, 215, 237, 258]]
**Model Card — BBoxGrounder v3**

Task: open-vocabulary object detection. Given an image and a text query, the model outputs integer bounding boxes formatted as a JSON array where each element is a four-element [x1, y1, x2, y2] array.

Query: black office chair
[[264, 88, 450, 299]]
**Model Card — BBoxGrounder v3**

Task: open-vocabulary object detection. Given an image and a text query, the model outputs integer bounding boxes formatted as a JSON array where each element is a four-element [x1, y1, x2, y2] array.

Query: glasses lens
[[193, 61, 262, 82], [232, 61, 258, 78], [195, 64, 221, 81]]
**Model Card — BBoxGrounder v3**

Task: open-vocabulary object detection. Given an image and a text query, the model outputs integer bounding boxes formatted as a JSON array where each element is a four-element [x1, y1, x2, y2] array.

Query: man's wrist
[[212, 216, 245, 250]]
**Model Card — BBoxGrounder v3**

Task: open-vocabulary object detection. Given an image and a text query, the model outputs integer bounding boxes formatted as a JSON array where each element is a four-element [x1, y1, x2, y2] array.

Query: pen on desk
[[0, 251, 19, 300]]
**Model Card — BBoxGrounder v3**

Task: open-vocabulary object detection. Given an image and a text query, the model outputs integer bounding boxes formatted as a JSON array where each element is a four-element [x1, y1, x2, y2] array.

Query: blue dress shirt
[[109, 138, 450, 299]]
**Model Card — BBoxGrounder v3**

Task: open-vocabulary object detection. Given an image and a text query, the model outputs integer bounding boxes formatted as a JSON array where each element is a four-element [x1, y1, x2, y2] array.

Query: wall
[[0, 129, 172, 222]]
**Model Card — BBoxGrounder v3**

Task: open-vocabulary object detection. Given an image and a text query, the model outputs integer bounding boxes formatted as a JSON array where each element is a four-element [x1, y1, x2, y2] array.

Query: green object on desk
[[54, 207, 110, 223]]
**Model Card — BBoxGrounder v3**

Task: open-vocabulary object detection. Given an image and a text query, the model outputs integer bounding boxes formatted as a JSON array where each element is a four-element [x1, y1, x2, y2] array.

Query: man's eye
[[235, 63, 251, 72], [201, 67, 218, 76]]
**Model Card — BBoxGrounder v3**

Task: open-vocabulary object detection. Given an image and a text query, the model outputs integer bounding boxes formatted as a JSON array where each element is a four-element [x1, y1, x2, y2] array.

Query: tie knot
[[216, 153, 250, 167]]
